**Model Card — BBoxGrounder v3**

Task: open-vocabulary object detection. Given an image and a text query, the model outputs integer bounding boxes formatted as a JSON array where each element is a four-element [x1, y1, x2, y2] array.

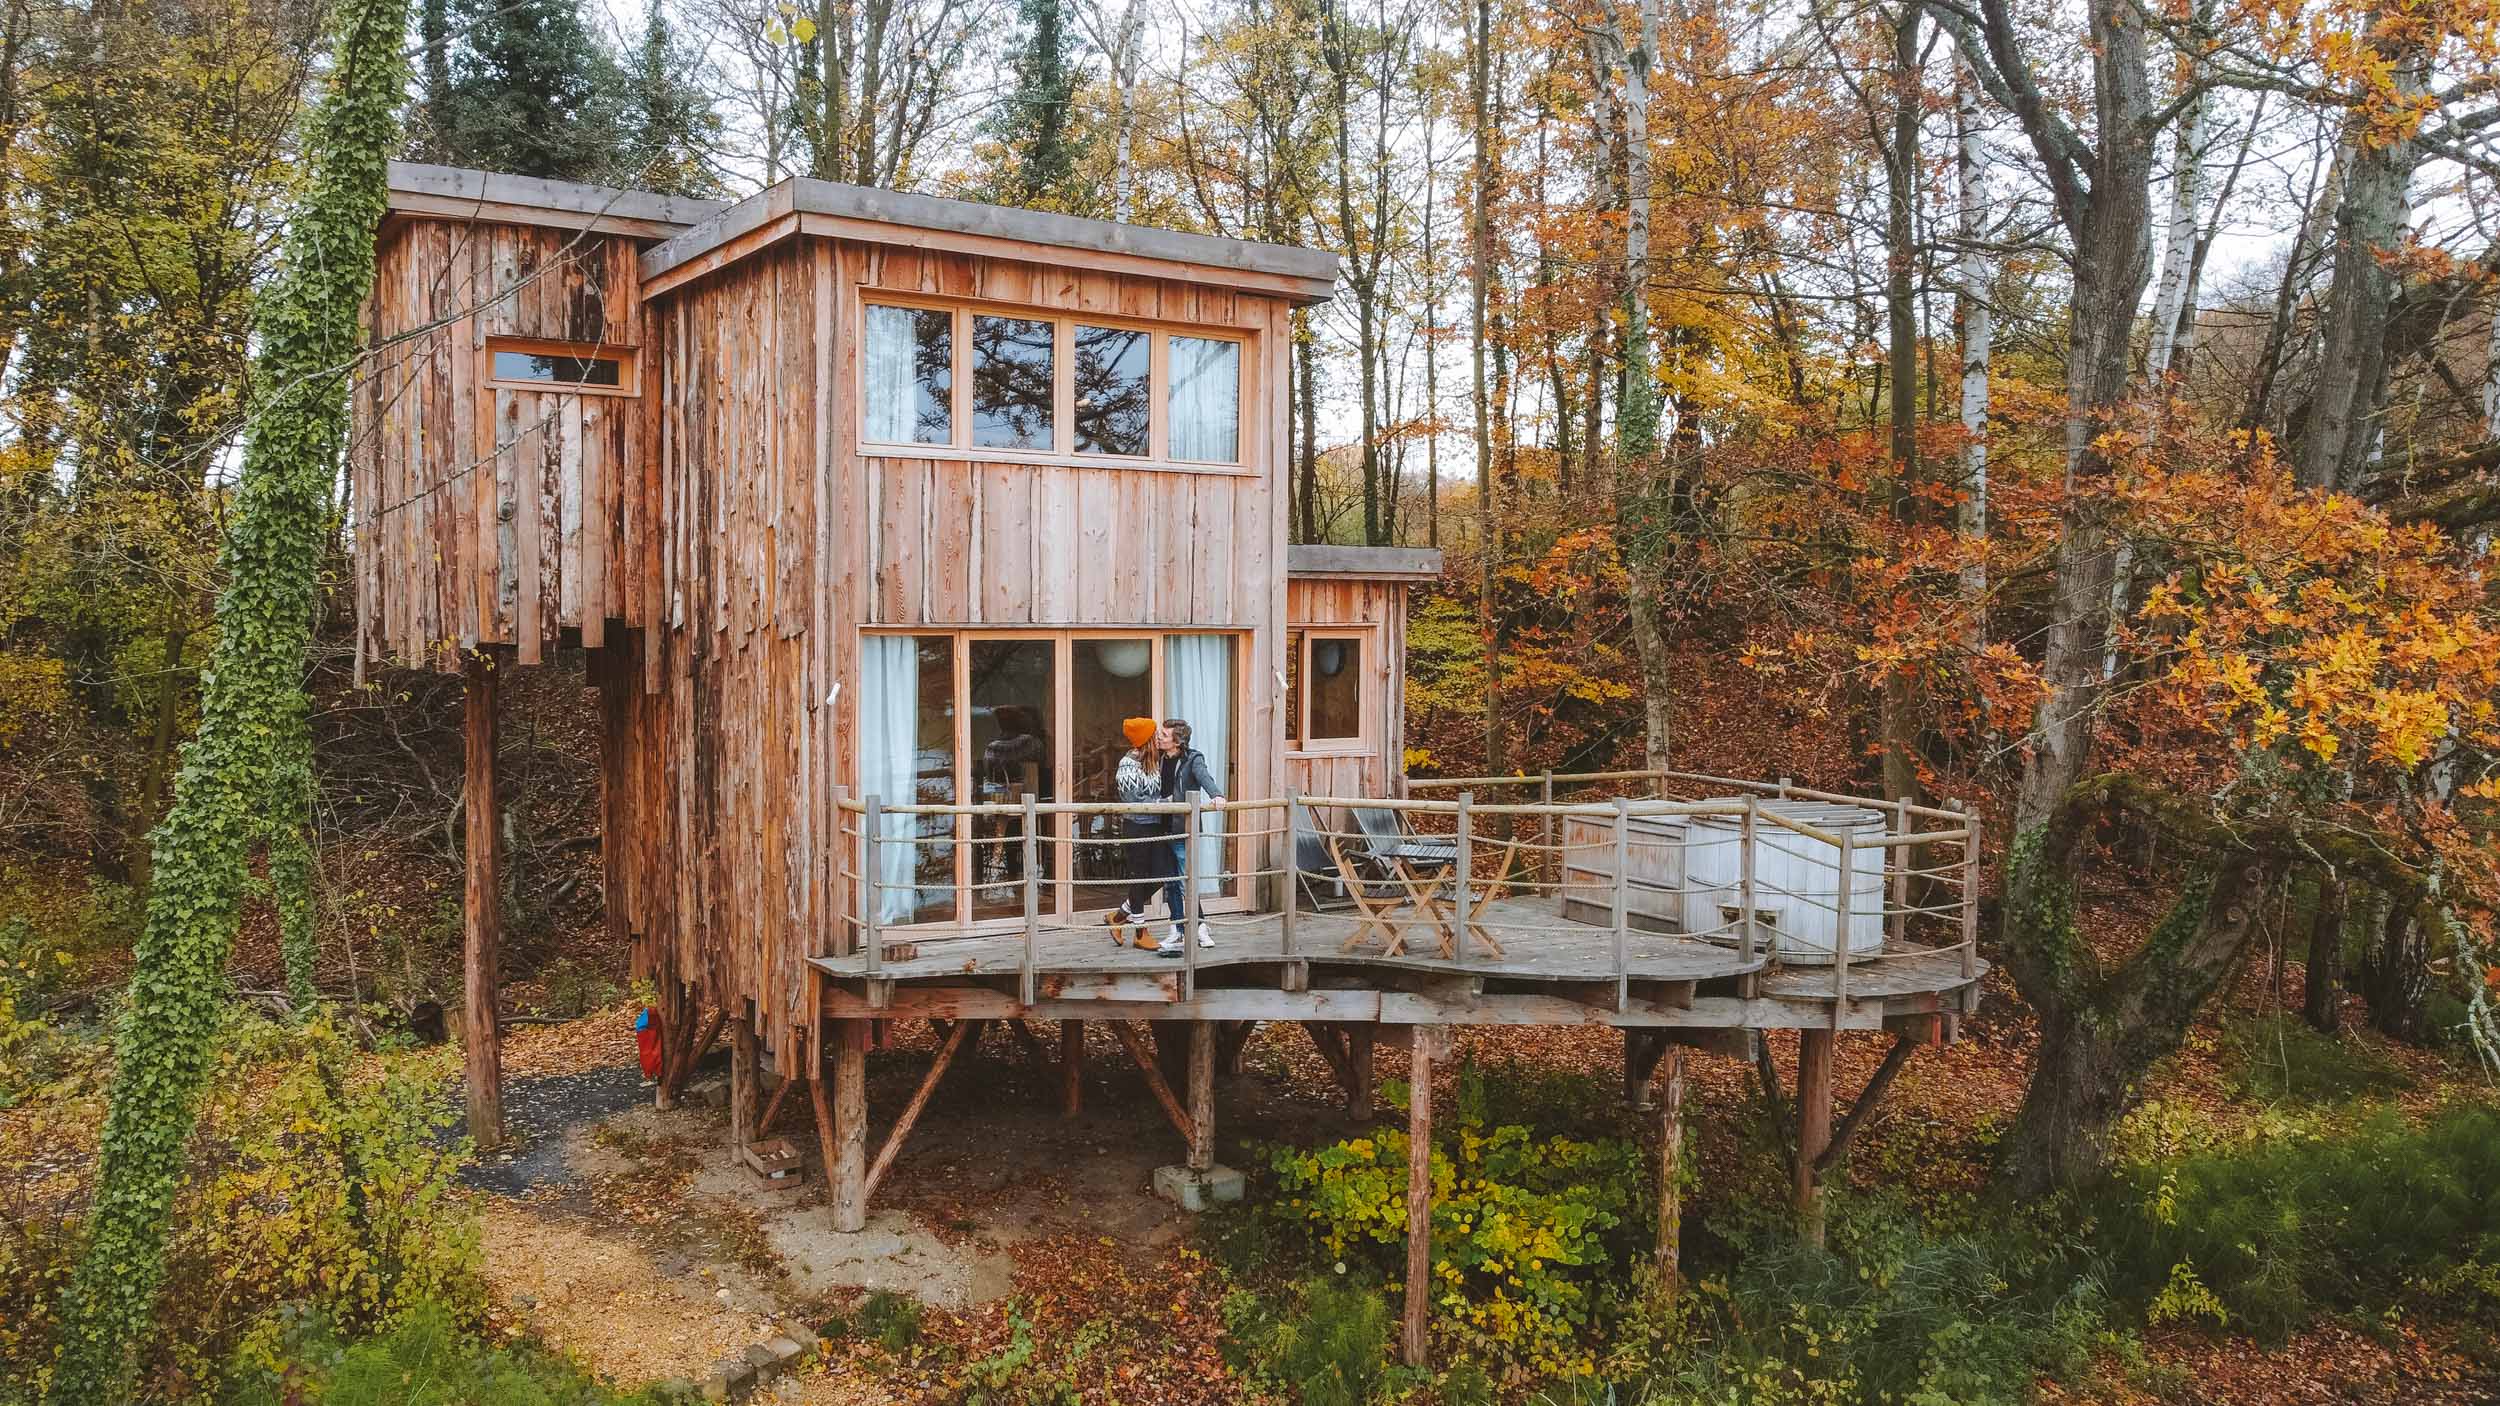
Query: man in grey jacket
[[1155, 718, 1224, 954]]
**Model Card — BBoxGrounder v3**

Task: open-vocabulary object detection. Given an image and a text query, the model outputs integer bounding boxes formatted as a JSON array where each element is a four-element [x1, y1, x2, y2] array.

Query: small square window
[[1305, 635, 1362, 744]]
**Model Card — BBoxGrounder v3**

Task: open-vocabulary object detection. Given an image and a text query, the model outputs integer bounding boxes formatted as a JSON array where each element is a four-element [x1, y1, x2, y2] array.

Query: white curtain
[[859, 635, 924, 923], [1167, 337, 1239, 463], [863, 305, 916, 444], [1165, 634, 1233, 894]]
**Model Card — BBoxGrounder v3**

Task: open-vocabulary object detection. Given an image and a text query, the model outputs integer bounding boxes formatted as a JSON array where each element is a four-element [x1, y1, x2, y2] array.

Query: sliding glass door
[[859, 629, 1242, 928]]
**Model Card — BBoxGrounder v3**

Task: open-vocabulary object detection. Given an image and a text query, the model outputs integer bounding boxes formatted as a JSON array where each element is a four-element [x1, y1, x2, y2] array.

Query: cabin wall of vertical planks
[[355, 217, 652, 669], [1286, 575, 1410, 799], [355, 198, 1342, 1078]]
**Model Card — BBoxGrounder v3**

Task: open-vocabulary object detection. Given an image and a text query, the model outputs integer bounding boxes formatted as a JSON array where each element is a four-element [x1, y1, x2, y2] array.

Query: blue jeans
[[1161, 838, 1190, 923]]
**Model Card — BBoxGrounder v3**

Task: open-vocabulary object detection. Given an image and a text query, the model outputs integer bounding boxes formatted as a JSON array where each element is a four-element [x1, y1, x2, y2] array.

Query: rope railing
[[823, 771, 1983, 994]]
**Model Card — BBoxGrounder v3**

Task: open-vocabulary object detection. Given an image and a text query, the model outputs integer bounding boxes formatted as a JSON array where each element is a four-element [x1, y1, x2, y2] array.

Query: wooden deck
[[809, 894, 1986, 1032]]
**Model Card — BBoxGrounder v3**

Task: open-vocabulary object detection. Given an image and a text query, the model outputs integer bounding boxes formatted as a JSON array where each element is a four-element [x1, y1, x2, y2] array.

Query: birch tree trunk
[[2145, 0, 2213, 383], [1954, 54, 1991, 612], [1611, 0, 1673, 772]]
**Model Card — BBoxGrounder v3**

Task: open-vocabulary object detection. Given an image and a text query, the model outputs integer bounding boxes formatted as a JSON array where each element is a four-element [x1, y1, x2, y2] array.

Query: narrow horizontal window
[[1168, 336, 1239, 463], [1074, 324, 1149, 456], [972, 315, 1055, 450], [491, 347, 623, 388], [864, 304, 953, 444]]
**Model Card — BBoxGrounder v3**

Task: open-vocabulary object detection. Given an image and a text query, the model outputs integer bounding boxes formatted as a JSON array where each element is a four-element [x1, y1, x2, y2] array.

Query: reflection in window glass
[[863, 305, 952, 444], [972, 315, 1055, 450], [1306, 635, 1362, 742], [492, 350, 622, 387], [1168, 336, 1239, 462], [1073, 325, 1150, 456]]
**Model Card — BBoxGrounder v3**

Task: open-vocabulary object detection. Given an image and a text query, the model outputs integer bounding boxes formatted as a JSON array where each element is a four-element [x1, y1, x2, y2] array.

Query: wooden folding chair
[[1443, 839, 1520, 959], [1330, 833, 1416, 954]]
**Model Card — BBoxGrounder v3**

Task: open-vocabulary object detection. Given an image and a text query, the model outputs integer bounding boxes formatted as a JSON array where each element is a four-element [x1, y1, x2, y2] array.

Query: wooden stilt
[[1109, 1022, 1196, 1145], [1814, 1035, 1918, 1174], [1657, 1046, 1685, 1289], [824, 1019, 868, 1232], [1624, 1028, 1666, 1109], [863, 1018, 970, 1204], [1059, 1019, 1084, 1118], [1403, 1026, 1436, 1369], [755, 1066, 796, 1138], [1217, 1019, 1256, 1077], [1187, 1021, 1216, 1172], [730, 1012, 759, 1150], [1298, 1021, 1352, 1087], [1795, 1028, 1835, 1247], [1348, 1023, 1377, 1120], [462, 652, 505, 1151]]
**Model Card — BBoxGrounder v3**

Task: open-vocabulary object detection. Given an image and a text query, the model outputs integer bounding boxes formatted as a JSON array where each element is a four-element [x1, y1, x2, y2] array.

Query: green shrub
[[2219, 1015, 2410, 1105], [1265, 1066, 1645, 1379], [1223, 1275, 1409, 1406], [2, 1014, 484, 1398], [222, 1299, 680, 1405], [0, 870, 136, 1007], [858, 1289, 924, 1352], [2095, 1102, 2500, 1339]]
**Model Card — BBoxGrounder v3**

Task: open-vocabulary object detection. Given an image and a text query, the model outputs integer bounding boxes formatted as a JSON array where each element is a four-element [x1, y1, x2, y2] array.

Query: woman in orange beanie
[[1106, 717, 1177, 945]]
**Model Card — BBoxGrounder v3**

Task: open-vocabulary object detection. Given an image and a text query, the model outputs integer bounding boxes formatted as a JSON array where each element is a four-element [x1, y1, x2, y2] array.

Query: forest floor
[[458, 987, 2498, 1405]]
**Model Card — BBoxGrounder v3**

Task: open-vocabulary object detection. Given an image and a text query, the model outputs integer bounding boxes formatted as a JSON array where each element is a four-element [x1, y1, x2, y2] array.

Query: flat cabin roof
[[384, 162, 728, 240], [1287, 545, 1443, 580], [639, 178, 1341, 305]]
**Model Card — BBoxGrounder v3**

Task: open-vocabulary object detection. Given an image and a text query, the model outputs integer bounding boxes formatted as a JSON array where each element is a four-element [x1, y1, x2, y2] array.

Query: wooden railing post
[[1955, 802, 1980, 981], [1281, 794, 1301, 958], [1889, 797, 1911, 946], [1739, 795, 1759, 963], [862, 794, 883, 976], [1538, 771, 1555, 885], [1021, 794, 1040, 1005], [1612, 796, 1632, 1007], [1454, 792, 1474, 967], [1833, 828, 1854, 1012], [1184, 790, 1204, 999]]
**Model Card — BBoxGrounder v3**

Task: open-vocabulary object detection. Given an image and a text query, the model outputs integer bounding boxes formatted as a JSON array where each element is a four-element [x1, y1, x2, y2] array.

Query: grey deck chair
[[1350, 805, 1459, 872]]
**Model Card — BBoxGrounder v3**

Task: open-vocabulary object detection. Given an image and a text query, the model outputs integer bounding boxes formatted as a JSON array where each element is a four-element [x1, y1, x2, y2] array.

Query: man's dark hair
[[1162, 718, 1192, 746]]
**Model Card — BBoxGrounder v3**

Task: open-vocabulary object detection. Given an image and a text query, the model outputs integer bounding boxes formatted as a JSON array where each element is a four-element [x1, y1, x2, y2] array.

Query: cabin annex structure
[[355, 165, 1985, 1302]]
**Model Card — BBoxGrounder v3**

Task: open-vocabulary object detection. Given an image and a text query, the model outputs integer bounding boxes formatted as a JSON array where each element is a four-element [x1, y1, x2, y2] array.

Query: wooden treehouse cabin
[[351, 163, 1987, 1329]]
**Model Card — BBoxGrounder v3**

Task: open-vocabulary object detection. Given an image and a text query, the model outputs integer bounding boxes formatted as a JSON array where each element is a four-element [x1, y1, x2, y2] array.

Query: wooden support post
[[730, 1012, 759, 1151], [1348, 1023, 1377, 1120], [820, 1019, 868, 1232], [462, 653, 505, 1151], [1795, 1028, 1835, 1247], [1020, 795, 1040, 1005], [1281, 791, 1301, 957], [1815, 1035, 1917, 1174], [1889, 798, 1911, 945], [1059, 1019, 1084, 1118], [1657, 1046, 1685, 1289], [1109, 1022, 1195, 1146], [862, 794, 883, 975], [1183, 790, 1204, 999], [1956, 804, 1981, 980], [1612, 796, 1633, 1009], [1453, 791, 1473, 967], [863, 1018, 970, 1204], [1739, 796, 1759, 963], [1403, 1026, 1437, 1369], [1538, 771, 1555, 885], [1216, 1020, 1256, 1077], [1187, 1021, 1216, 1172], [755, 1066, 796, 1139], [1624, 1028, 1666, 1109]]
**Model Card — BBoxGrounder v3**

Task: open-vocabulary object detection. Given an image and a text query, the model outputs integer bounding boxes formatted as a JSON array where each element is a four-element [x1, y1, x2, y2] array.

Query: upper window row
[[862, 302, 1243, 466]]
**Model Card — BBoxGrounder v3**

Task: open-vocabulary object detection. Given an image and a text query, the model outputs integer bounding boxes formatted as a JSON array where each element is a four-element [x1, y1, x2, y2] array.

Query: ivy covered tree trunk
[[1996, 784, 2280, 1196], [43, 0, 406, 1395]]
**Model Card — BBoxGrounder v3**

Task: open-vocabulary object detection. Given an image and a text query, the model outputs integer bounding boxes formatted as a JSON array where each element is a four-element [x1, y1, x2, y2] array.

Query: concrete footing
[[1152, 1164, 1245, 1212]]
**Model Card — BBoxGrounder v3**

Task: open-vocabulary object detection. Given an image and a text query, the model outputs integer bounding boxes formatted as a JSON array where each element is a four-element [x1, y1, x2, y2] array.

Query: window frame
[[856, 294, 1249, 473], [483, 335, 639, 398], [1288, 626, 1373, 755]]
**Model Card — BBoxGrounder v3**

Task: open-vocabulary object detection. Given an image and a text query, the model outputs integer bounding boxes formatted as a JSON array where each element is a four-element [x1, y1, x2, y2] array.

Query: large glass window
[[1073, 325, 1150, 456], [863, 305, 952, 444], [1168, 336, 1240, 462], [862, 630, 1245, 925], [968, 638, 1057, 918], [971, 315, 1056, 450]]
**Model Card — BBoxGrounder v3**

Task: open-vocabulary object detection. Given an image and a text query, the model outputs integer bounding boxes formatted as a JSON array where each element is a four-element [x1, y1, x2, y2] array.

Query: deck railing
[[830, 772, 1982, 1003]]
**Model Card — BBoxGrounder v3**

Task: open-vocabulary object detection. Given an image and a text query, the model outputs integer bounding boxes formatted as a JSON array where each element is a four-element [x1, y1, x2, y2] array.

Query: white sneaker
[[1196, 922, 1215, 948], [1156, 928, 1185, 958]]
